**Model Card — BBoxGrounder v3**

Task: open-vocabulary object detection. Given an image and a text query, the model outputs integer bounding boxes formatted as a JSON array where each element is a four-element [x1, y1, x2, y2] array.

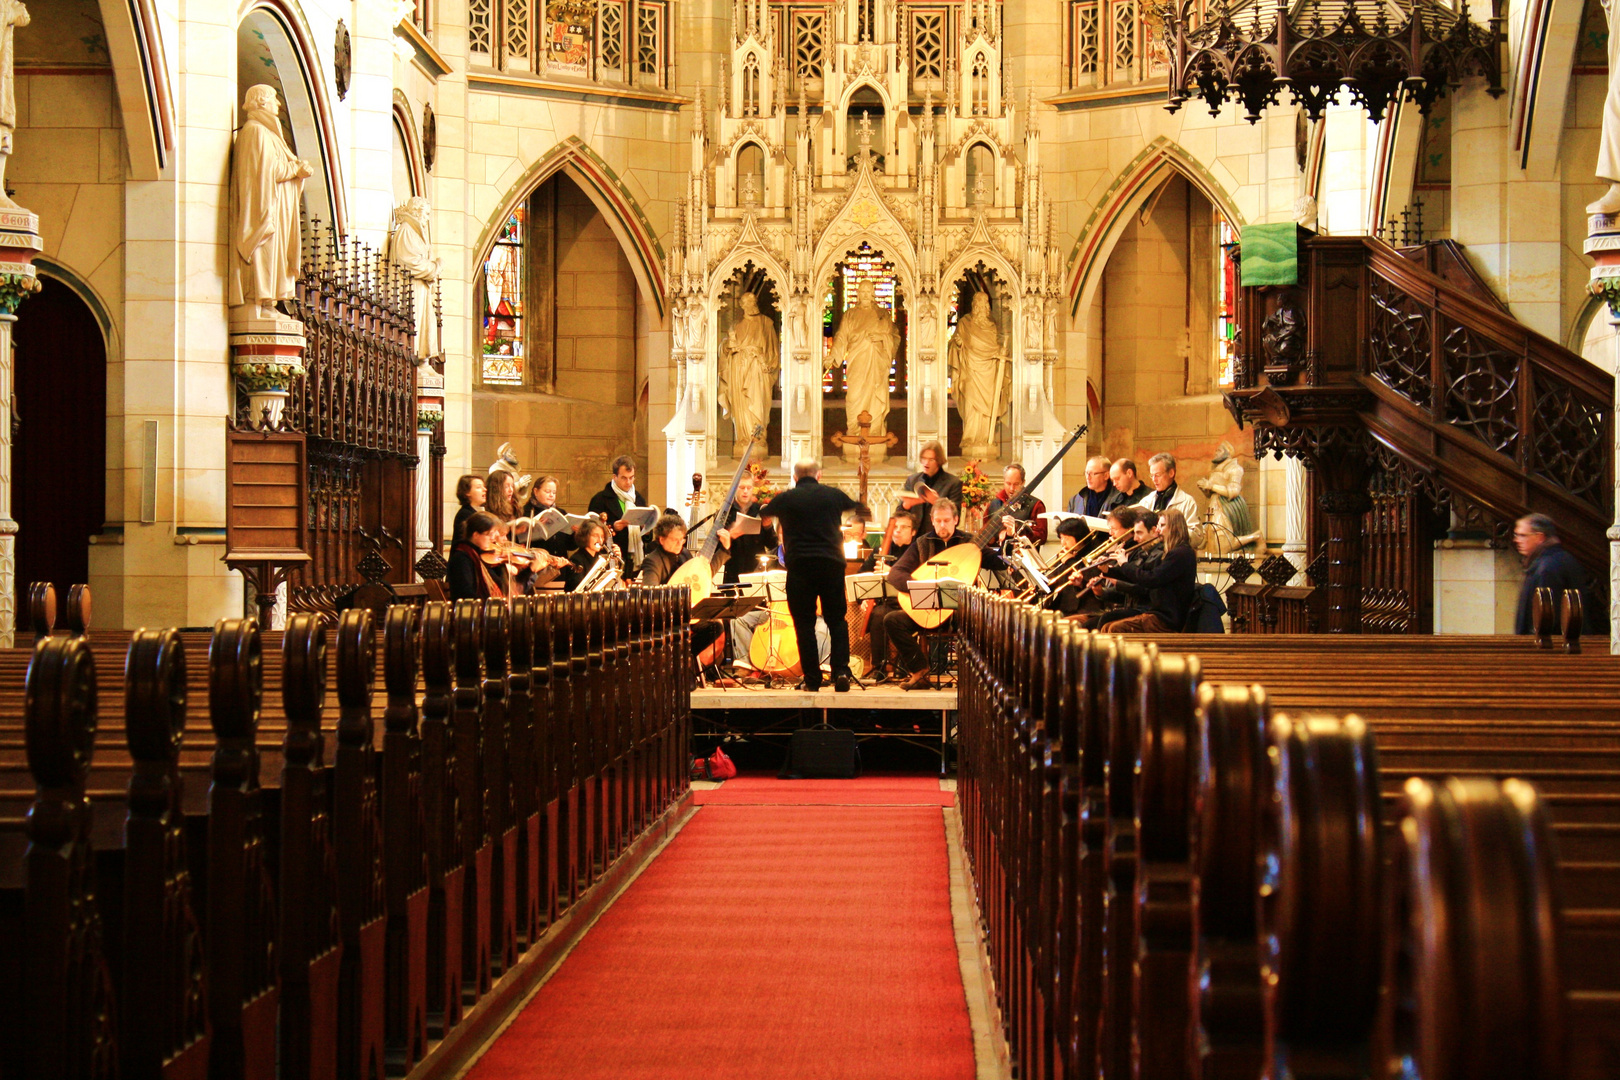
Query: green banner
[[1240, 223, 1298, 287]]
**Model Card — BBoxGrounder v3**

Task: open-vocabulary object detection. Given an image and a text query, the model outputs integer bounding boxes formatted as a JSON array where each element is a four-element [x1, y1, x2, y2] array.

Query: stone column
[[0, 208, 43, 647], [415, 366, 445, 577], [1584, 213, 1620, 653], [1283, 455, 1308, 584]]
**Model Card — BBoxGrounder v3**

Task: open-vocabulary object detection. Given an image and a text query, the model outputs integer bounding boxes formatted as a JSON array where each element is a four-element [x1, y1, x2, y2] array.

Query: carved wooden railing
[[285, 222, 421, 595], [1230, 233, 1613, 628]]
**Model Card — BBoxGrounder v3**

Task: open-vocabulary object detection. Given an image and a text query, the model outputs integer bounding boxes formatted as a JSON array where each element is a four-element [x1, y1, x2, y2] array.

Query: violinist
[[859, 510, 915, 683], [1086, 507, 1197, 632], [448, 512, 510, 601]]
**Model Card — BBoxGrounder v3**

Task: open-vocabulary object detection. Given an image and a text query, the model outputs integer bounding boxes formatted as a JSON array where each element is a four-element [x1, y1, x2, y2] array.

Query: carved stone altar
[[661, 0, 1068, 514]]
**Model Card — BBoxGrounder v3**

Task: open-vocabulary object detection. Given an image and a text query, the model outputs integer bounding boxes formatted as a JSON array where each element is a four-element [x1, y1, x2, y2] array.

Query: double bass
[[898, 422, 1089, 628], [666, 425, 764, 609]]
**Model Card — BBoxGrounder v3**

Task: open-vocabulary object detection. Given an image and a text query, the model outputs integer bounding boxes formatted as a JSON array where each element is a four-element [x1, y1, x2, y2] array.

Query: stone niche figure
[[825, 279, 901, 460], [1593, 0, 1620, 214], [387, 195, 441, 358], [1197, 441, 1262, 552], [718, 290, 779, 460], [0, 0, 27, 209], [229, 84, 314, 321], [948, 291, 1012, 458]]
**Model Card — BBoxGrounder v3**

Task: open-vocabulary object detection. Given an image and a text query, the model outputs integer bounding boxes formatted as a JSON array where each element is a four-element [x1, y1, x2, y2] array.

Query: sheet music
[[619, 505, 659, 529], [731, 512, 763, 536], [535, 508, 570, 539]]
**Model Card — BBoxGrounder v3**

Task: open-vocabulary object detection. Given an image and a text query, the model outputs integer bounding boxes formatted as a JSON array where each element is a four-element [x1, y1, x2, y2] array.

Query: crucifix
[[829, 409, 898, 504]]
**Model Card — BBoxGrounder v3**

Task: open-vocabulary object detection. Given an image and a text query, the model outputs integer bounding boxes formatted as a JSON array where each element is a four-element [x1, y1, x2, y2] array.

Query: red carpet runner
[[467, 789, 975, 1080], [693, 775, 957, 806]]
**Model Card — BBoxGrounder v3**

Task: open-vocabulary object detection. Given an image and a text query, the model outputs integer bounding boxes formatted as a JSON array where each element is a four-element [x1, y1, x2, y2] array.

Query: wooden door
[[13, 277, 106, 609]]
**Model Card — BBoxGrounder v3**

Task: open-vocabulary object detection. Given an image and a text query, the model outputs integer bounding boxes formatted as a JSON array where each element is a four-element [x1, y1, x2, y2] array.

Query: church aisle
[[465, 797, 977, 1080]]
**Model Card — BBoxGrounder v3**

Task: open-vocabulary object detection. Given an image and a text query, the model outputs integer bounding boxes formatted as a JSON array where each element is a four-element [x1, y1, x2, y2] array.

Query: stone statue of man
[[0, 0, 28, 209], [948, 291, 1011, 458], [825, 279, 901, 459], [718, 291, 779, 460], [1196, 441, 1261, 552], [388, 195, 441, 358], [229, 84, 314, 320], [1593, 0, 1620, 214]]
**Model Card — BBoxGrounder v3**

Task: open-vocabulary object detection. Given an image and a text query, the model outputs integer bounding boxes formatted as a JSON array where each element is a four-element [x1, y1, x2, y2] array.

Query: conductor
[[761, 459, 872, 692]]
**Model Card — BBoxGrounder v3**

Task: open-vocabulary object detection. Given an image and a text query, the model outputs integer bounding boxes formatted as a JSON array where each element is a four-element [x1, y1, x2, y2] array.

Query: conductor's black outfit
[[762, 477, 862, 690]]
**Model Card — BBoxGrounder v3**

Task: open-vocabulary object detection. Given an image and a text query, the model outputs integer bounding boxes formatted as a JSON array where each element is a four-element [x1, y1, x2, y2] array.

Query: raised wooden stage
[[689, 685, 959, 771]]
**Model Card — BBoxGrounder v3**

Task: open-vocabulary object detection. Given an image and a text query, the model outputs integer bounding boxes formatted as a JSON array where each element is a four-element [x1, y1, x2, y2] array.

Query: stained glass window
[[483, 208, 526, 385], [1216, 215, 1236, 388]]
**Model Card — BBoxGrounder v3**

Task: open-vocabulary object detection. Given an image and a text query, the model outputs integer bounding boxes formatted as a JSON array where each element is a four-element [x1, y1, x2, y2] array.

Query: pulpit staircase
[[1227, 232, 1612, 632]]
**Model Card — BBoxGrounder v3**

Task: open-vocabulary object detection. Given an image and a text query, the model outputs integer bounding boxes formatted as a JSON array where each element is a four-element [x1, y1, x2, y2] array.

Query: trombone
[[1013, 530, 1124, 602]]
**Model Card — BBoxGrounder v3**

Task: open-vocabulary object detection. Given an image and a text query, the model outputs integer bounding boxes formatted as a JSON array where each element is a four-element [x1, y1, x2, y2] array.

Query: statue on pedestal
[[718, 291, 779, 460], [387, 195, 441, 358], [229, 84, 314, 321], [0, 0, 26, 210], [1592, 0, 1620, 214], [825, 279, 901, 460], [1197, 441, 1262, 552], [948, 291, 1011, 458]]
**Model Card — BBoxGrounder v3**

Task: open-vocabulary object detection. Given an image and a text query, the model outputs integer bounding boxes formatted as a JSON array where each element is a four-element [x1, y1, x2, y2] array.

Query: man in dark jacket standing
[[586, 455, 650, 573], [896, 441, 963, 539], [1513, 514, 1599, 635], [762, 460, 871, 692]]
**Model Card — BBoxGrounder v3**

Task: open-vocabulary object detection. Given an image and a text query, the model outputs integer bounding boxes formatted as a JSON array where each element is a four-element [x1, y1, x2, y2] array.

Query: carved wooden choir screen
[[280, 221, 424, 594]]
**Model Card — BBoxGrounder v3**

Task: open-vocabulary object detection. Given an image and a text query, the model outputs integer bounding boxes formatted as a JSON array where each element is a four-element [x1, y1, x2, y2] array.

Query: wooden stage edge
[[690, 686, 959, 710]]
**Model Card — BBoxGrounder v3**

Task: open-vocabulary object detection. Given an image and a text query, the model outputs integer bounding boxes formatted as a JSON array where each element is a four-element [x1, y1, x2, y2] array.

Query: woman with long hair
[[525, 475, 576, 559], [447, 511, 509, 601], [452, 474, 486, 545], [1093, 506, 1197, 632], [485, 469, 520, 523]]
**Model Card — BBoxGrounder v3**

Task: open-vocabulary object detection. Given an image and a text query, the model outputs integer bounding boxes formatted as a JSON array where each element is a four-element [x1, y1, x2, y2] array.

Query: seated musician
[[448, 511, 510, 601], [859, 511, 916, 684], [639, 512, 726, 671], [563, 518, 612, 591], [1053, 507, 1144, 618], [1088, 507, 1197, 633], [1042, 516, 1093, 617], [883, 498, 1004, 691], [1074, 509, 1160, 626]]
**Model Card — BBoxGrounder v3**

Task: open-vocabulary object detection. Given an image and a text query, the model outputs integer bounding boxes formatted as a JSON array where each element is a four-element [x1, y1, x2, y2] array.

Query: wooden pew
[[0, 583, 694, 1080], [953, 590, 1620, 1080]]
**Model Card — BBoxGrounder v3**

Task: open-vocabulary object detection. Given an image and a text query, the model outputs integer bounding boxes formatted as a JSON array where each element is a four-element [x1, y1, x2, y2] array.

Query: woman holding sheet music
[[716, 474, 778, 584], [525, 476, 577, 560]]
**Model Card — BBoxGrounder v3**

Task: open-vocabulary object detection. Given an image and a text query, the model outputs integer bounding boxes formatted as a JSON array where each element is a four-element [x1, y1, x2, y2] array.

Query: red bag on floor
[[707, 746, 737, 780]]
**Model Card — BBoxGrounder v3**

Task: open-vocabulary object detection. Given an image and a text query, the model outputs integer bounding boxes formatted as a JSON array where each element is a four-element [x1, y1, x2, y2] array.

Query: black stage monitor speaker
[[779, 723, 860, 779]]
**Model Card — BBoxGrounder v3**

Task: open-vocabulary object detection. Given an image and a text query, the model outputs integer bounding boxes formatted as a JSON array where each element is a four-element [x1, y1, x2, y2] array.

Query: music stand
[[690, 595, 766, 687], [845, 573, 893, 603], [906, 579, 966, 612]]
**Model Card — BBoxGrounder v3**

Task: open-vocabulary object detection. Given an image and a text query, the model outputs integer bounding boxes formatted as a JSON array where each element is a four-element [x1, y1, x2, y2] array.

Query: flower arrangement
[[956, 460, 997, 512], [747, 460, 782, 506]]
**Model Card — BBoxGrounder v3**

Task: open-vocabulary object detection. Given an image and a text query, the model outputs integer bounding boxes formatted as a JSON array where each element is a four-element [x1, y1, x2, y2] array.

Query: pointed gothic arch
[[1065, 137, 1246, 318], [474, 137, 667, 319]]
